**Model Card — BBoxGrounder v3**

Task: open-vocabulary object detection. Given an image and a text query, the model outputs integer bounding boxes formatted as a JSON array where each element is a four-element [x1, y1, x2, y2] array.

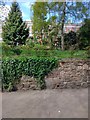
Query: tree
[[32, 1, 90, 50], [2, 2, 29, 46], [54, 2, 90, 50], [32, 1, 48, 40], [60, 2, 66, 51], [79, 19, 90, 49], [47, 1, 90, 50]]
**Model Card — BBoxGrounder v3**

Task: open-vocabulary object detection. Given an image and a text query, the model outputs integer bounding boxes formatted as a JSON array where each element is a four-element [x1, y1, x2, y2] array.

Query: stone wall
[[45, 59, 90, 89], [17, 76, 39, 90], [17, 60, 90, 90]]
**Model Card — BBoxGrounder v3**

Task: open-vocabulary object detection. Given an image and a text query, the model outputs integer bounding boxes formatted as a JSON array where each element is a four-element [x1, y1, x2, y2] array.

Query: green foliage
[[79, 19, 90, 49], [2, 2, 29, 46], [32, 2, 48, 35], [12, 47, 22, 55], [0, 42, 2, 56], [2, 42, 15, 56], [32, 1, 90, 50], [26, 39, 35, 48], [2, 43, 87, 59], [86, 46, 90, 58], [64, 31, 77, 49], [2, 57, 58, 90], [2, 42, 22, 56], [7, 82, 17, 92], [33, 44, 50, 50]]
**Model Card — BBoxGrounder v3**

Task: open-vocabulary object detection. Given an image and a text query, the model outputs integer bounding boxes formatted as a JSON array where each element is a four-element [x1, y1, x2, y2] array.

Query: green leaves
[[32, 2, 48, 34], [2, 57, 58, 90], [2, 1, 29, 46], [79, 19, 90, 49]]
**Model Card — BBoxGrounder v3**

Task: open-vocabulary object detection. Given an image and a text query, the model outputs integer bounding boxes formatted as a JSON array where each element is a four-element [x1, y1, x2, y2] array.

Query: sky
[[1, 0, 89, 22], [1, 0, 36, 21], [19, 2, 33, 20]]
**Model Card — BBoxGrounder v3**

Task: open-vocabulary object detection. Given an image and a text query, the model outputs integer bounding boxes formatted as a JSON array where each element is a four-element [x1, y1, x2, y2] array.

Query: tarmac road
[[2, 88, 88, 118]]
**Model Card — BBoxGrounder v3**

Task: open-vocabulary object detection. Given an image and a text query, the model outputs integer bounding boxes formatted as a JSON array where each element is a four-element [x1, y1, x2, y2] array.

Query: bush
[[26, 38, 35, 48], [78, 19, 90, 49], [16, 44, 52, 57], [2, 43, 22, 56], [12, 47, 22, 55], [33, 44, 50, 50], [2, 57, 58, 91], [86, 46, 90, 58], [64, 31, 77, 50], [0, 42, 2, 56], [2, 42, 14, 56]]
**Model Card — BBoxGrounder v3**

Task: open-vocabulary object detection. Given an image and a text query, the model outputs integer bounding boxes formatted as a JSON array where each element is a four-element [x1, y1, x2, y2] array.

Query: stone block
[[81, 82, 88, 88], [77, 66, 83, 70], [83, 64, 88, 70]]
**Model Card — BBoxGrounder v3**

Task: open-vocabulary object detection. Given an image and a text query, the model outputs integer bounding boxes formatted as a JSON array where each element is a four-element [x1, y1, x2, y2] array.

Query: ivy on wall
[[2, 57, 58, 91]]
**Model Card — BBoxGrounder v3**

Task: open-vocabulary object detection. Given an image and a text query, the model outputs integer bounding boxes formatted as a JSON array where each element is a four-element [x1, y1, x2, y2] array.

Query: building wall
[[24, 21, 82, 37], [64, 24, 82, 33], [25, 20, 33, 37]]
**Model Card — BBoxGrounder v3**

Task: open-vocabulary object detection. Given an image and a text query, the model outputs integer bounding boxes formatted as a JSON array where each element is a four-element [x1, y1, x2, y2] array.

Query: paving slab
[[2, 88, 88, 118]]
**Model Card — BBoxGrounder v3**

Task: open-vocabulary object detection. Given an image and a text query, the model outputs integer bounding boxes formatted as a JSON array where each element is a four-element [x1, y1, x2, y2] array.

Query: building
[[64, 23, 82, 33], [25, 20, 33, 37], [24, 21, 82, 38]]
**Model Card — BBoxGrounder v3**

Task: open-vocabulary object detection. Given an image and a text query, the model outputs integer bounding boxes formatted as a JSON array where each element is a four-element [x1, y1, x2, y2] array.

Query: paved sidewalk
[[0, 92, 2, 119], [2, 88, 88, 118]]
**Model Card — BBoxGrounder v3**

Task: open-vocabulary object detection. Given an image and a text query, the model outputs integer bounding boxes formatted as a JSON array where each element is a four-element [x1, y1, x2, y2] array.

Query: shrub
[[2, 42, 22, 56], [12, 47, 22, 55], [26, 38, 35, 48], [0, 42, 2, 56], [2, 57, 58, 91], [78, 19, 90, 49], [33, 44, 49, 50], [17, 44, 52, 57], [2, 42, 14, 56], [64, 31, 77, 50], [86, 46, 90, 58]]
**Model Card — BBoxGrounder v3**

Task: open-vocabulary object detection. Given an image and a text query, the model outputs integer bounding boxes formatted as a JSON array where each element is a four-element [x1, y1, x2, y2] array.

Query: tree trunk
[[61, 2, 66, 51]]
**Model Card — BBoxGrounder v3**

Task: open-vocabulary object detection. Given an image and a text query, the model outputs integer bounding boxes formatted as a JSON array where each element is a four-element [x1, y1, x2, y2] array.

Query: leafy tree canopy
[[79, 18, 90, 49], [32, 1, 48, 35], [32, 1, 90, 50]]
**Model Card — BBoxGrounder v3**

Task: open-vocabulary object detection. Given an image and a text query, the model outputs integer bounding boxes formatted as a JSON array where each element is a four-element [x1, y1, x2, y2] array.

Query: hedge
[[2, 57, 58, 91]]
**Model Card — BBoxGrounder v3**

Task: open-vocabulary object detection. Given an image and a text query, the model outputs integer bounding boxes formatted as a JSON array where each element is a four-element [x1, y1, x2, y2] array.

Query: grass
[[0, 43, 88, 59]]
